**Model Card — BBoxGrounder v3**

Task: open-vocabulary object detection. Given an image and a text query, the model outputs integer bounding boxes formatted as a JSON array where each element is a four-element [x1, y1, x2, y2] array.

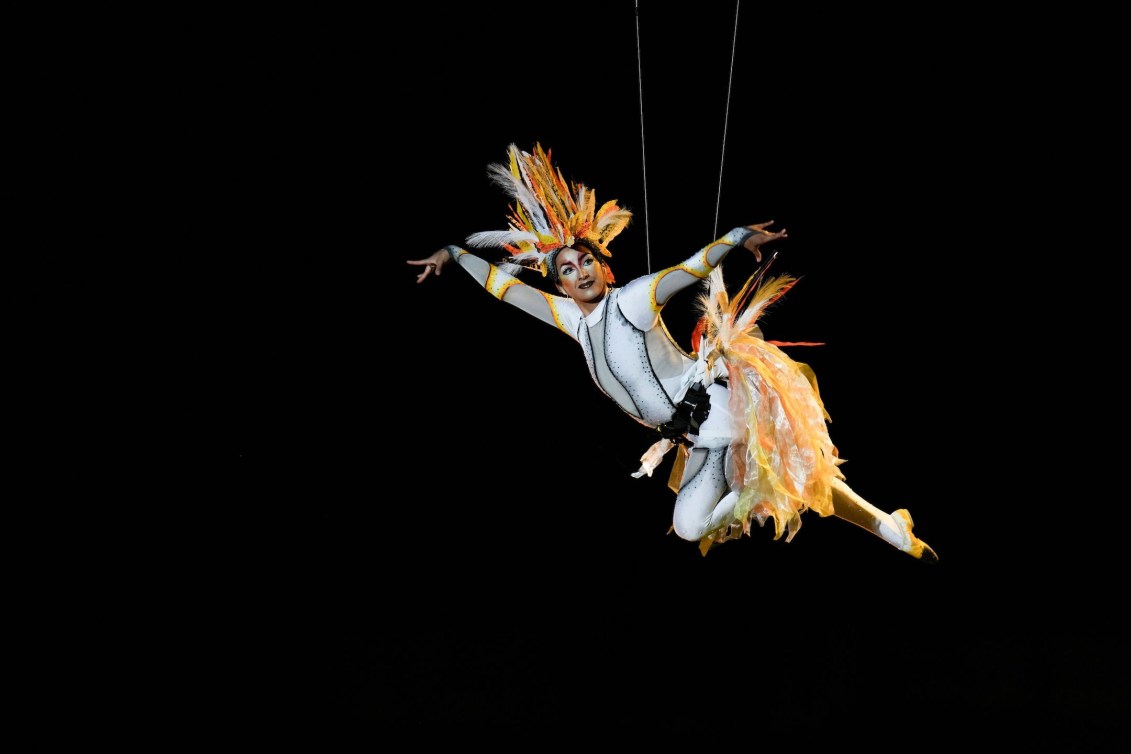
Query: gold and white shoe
[[892, 509, 938, 563]]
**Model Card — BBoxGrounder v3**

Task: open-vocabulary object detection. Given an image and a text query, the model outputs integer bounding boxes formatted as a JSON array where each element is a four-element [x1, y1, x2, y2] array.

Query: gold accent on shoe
[[893, 509, 938, 563]]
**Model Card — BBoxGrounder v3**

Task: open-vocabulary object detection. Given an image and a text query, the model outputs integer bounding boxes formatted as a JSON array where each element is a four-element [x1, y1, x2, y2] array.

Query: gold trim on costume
[[541, 292, 570, 334], [486, 267, 520, 300], [675, 246, 716, 278]]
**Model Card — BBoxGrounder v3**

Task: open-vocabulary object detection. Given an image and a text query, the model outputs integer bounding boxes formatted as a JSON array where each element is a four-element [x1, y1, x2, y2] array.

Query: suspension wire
[[634, 0, 652, 273], [713, 0, 741, 240]]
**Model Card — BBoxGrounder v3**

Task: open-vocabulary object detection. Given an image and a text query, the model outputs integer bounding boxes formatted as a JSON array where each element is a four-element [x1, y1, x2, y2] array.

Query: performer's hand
[[407, 250, 451, 284], [743, 221, 787, 262]]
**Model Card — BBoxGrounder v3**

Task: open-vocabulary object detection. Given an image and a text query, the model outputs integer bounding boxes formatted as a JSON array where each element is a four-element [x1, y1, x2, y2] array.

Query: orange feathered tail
[[694, 267, 843, 545]]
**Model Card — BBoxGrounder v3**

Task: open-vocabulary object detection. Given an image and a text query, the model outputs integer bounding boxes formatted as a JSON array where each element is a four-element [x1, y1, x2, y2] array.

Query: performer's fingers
[[411, 259, 442, 283]]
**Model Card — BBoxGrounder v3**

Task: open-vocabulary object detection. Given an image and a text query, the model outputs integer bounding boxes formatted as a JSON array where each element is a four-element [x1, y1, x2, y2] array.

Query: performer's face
[[555, 247, 608, 307]]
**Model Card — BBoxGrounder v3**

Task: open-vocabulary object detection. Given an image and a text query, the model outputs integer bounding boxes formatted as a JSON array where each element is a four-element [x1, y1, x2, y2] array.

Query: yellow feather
[[597, 211, 631, 244], [578, 187, 595, 223], [480, 144, 630, 260], [734, 275, 797, 332], [595, 199, 620, 220]]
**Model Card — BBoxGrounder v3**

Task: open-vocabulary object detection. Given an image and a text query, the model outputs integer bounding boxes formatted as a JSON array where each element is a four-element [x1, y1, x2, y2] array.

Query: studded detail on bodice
[[578, 289, 694, 428]]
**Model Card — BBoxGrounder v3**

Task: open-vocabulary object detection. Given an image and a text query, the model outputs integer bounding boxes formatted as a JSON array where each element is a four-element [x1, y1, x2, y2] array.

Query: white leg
[[671, 447, 737, 541], [830, 477, 937, 560]]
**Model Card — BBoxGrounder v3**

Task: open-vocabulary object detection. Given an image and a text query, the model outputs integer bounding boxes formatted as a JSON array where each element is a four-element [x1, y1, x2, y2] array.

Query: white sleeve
[[446, 245, 582, 340], [614, 227, 758, 331]]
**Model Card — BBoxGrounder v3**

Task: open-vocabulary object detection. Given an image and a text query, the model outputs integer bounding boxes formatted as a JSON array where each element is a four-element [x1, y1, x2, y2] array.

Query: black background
[[176, 3, 1124, 746]]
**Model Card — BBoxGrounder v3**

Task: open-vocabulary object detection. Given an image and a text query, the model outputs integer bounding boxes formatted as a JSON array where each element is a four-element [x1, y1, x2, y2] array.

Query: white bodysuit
[[447, 227, 758, 541]]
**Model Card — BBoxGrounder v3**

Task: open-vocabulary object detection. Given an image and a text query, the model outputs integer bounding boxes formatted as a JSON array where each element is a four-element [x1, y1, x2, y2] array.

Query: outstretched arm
[[654, 222, 785, 306], [407, 246, 580, 338], [618, 222, 787, 330]]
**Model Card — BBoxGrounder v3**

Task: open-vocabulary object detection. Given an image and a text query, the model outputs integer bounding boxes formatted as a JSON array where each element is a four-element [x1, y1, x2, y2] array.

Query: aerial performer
[[408, 143, 937, 561]]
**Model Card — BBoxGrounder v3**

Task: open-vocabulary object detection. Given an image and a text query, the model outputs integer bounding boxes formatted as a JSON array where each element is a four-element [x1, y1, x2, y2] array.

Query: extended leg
[[671, 447, 738, 541], [830, 477, 938, 562]]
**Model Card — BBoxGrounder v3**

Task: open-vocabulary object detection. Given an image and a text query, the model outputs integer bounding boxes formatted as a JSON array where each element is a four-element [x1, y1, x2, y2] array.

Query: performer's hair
[[548, 239, 614, 287]]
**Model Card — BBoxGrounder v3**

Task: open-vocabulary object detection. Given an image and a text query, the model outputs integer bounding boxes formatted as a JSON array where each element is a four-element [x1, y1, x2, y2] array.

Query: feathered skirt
[[679, 272, 844, 547]]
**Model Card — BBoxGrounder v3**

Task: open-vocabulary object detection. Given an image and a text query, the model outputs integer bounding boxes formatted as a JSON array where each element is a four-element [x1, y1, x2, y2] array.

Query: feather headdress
[[465, 143, 632, 278]]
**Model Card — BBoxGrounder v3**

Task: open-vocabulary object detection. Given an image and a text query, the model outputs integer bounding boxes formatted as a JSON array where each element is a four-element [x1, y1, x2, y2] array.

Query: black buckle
[[657, 382, 713, 445]]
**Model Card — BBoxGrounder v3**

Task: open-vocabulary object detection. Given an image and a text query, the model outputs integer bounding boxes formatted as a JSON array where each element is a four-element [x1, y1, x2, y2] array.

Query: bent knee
[[672, 509, 712, 542]]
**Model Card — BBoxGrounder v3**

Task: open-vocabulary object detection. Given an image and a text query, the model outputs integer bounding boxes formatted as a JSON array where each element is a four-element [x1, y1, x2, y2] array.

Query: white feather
[[516, 189, 550, 234], [465, 230, 540, 248], [487, 164, 549, 234], [735, 308, 759, 332], [708, 265, 725, 297], [487, 164, 521, 197], [597, 209, 632, 229], [510, 151, 548, 225]]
